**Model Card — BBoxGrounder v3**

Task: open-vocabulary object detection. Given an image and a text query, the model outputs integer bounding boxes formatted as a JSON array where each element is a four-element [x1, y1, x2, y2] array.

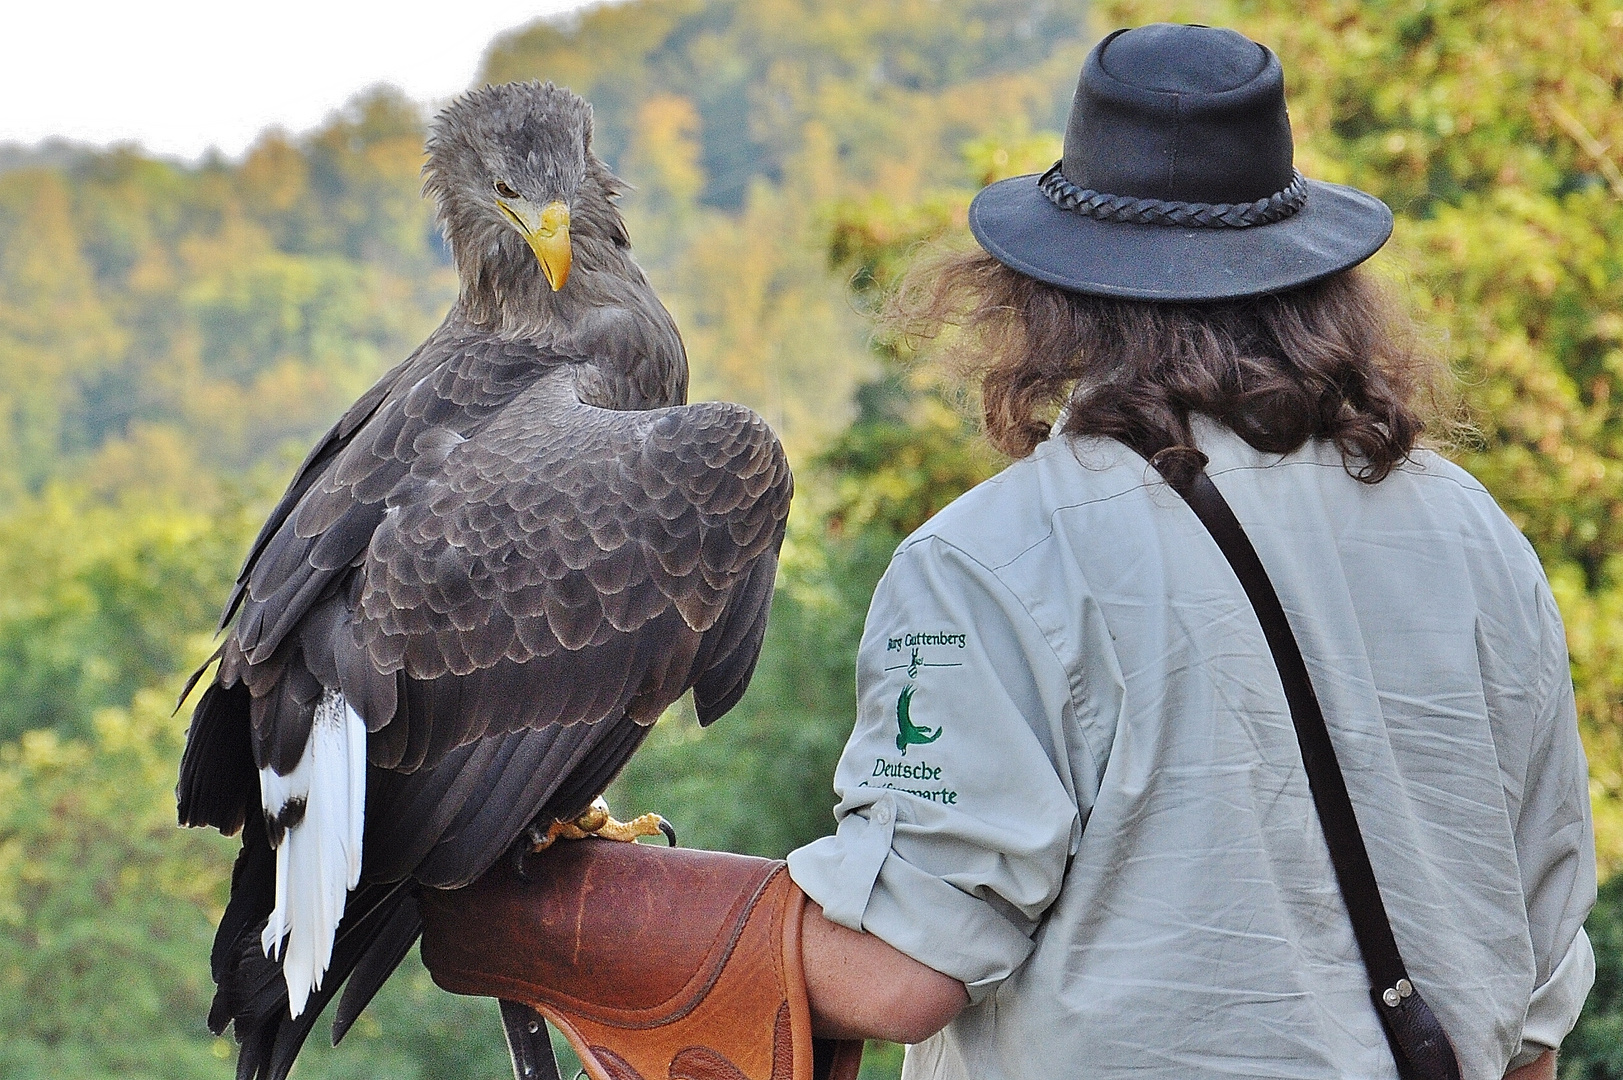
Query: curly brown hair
[[888, 251, 1445, 483]]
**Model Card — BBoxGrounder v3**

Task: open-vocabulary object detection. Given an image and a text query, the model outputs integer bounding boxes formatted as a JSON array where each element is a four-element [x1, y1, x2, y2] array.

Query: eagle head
[[425, 82, 630, 320]]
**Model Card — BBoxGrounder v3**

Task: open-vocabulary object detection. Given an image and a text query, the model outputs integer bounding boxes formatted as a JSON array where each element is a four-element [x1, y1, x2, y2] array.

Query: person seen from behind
[[786, 22, 1597, 1080]]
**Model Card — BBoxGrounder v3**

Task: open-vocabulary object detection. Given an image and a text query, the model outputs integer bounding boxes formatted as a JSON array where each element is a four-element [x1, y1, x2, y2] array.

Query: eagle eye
[[493, 181, 520, 199]]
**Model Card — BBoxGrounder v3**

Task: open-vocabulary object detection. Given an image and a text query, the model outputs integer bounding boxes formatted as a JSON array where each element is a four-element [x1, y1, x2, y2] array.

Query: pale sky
[[0, 0, 604, 161]]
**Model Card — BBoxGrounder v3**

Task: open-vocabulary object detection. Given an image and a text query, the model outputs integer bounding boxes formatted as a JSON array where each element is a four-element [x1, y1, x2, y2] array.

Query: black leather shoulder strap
[[1138, 446, 1461, 1080]]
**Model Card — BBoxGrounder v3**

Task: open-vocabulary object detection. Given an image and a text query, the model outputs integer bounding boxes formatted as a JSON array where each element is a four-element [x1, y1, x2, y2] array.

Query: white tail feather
[[258, 689, 367, 1018]]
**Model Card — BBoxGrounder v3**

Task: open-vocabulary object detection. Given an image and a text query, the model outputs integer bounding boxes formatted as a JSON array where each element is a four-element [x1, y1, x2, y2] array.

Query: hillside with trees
[[2, 0, 1622, 1077]]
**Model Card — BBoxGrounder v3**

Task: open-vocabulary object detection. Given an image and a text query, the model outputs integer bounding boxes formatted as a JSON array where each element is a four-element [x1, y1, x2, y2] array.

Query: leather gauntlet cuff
[[420, 839, 863, 1080]]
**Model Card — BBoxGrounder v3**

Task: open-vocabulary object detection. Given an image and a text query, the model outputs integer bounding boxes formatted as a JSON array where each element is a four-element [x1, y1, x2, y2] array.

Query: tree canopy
[[3, 0, 1623, 1077]]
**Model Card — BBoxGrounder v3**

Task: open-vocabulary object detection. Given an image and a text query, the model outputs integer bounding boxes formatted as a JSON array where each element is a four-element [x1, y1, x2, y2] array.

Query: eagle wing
[[348, 369, 790, 884], [359, 370, 789, 719], [186, 341, 790, 863]]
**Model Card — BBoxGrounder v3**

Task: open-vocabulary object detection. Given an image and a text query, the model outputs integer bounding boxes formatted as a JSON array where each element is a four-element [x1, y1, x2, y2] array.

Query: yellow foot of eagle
[[518, 797, 677, 868]]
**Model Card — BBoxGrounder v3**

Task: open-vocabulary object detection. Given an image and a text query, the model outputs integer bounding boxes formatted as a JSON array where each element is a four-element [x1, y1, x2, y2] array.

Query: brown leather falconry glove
[[419, 838, 864, 1080]]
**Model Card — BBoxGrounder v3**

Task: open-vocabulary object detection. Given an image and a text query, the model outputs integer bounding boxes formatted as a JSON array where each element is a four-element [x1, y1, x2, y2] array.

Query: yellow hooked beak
[[497, 197, 571, 291]]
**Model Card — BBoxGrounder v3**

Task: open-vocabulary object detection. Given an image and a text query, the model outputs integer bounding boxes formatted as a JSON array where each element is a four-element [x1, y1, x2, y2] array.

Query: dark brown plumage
[[176, 82, 792, 1080]]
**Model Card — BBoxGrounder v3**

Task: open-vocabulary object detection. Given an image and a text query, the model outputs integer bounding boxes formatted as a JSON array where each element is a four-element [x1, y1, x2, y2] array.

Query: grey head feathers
[[425, 82, 637, 328]]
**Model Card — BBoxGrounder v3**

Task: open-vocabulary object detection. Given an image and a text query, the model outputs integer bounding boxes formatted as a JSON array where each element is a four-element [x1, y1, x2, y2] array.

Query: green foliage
[[1, 89, 454, 492], [4, 0, 1623, 1077], [1567, 875, 1623, 1079], [0, 169, 124, 496], [483, 0, 1091, 209], [0, 487, 254, 743], [0, 687, 235, 1079]]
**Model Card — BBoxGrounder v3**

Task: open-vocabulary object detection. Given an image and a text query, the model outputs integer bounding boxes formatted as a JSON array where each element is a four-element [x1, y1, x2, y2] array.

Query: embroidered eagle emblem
[[894, 684, 942, 755]]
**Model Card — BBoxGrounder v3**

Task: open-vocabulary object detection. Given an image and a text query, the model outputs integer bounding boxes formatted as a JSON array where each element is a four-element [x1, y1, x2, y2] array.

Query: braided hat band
[[1038, 161, 1309, 228]]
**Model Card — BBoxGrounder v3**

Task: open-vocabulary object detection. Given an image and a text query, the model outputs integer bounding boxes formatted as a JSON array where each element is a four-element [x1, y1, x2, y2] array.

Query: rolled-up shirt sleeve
[[788, 536, 1083, 1002]]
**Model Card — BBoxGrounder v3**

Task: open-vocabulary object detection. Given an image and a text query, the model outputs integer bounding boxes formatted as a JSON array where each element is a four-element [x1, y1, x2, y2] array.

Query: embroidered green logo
[[894, 684, 942, 756]]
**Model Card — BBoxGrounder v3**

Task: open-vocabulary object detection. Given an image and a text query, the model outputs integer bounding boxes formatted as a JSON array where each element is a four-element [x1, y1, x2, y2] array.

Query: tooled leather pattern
[[591, 1046, 648, 1080], [669, 1047, 751, 1080], [771, 1004, 793, 1080]]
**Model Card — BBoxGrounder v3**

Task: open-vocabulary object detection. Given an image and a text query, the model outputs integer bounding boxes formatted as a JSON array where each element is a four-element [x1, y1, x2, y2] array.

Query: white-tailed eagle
[[176, 82, 792, 1080]]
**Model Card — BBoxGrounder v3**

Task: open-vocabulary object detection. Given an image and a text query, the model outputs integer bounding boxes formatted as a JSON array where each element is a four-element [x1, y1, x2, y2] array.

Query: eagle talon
[[565, 797, 674, 844], [530, 818, 590, 855], [513, 836, 533, 879], [580, 802, 672, 845], [514, 822, 549, 878], [513, 799, 673, 876]]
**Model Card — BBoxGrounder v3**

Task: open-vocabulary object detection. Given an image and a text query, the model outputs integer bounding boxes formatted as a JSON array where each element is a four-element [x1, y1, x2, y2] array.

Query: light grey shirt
[[788, 421, 1595, 1080]]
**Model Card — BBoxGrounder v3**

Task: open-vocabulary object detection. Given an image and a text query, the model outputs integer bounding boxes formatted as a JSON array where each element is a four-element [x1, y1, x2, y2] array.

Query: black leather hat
[[969, 24, 1393, 301]]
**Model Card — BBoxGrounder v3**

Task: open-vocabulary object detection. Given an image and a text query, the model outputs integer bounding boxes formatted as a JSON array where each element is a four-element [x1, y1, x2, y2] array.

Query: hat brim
[[968, 174, 1393, 301]]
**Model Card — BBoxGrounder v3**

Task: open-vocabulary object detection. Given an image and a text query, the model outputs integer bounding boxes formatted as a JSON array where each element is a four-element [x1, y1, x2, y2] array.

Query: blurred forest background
[[3, 0, 1623, 1076]]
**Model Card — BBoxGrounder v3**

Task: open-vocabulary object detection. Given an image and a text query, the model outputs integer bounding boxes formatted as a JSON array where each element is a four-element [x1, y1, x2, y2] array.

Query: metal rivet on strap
[[1382, 987, 1401, 1007], [1396, 978, 1413, 999], [527, 1019, 540, 1034]]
